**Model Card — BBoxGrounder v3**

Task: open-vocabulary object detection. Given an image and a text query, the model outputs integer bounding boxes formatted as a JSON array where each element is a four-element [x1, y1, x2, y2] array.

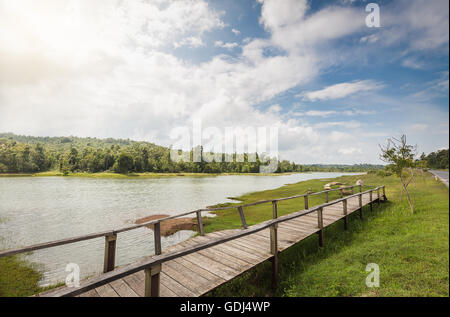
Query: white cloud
[[314, 121, 361, 129], [231, 28, 240, 35], [410, 123, 429, 132], [301, 80, 384, 101], [0, 0, 446, 165], [214, 41, 239, 50], [304, 111, 337, 117], [377, 0, 449, 51], [174, 36, 205, 48], [338, 147, 363, 155]]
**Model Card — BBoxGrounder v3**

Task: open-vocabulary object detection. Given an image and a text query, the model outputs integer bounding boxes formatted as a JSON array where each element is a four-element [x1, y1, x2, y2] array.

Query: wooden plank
[[252, 230, 296, 246], [162, 266, 205, 296], [160, 272, 197, 297], [180, 240, 252, 271], [194, 236, 262, 264], [95, 284, 119, 297], [78, 289, 100, 297], [278, 225, 311, 240], [278, 221, 315, 232], [279, 223, 315, 237], [172, 257, 225, 283], [209, 232, 271, 257], [159, 283, 179, 297], [178, 252, 238, 280], [110, 278, 139, 297], [122, 271, 145, 296], [286, 218, 319, 231], [165, 260, 211, 286]]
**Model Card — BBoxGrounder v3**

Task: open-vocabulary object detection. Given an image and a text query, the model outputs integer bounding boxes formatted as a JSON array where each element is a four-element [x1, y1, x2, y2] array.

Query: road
[[429, 170, 449, 188]]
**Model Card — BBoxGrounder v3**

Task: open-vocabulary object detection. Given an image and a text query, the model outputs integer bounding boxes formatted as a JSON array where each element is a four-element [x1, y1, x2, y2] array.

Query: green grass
[[205, 172, 449, 297], [0, 253, 44, 297], [1, 172, 447, 297]]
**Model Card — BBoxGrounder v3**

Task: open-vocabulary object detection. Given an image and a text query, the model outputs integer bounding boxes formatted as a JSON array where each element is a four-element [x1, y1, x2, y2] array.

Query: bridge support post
[[359, 193, 363, 220], [377, 188, 381, 206], [103, 233, 117, 273], [144, 222, 163, 297], [351, 186, 354, 195], [382, 186, 387, 201], [343, 199, 348, 230], [145, 264, 161, 297], [270, 201, 279, 289], [238, 206, 248, 229], [154, 222, 162, 256], [317, 207, 324, 247], [196, 211, 204, 236], [369, 191, 373, 212]]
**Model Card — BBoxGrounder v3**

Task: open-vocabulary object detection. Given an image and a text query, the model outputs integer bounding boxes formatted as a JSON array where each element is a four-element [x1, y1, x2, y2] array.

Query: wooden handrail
[[0, 184, 375, 259], [40, 187, 383, 297]]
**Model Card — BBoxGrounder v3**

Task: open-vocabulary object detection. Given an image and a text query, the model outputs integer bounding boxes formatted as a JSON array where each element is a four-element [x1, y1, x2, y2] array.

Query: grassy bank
[[0, 171, 299, 178], [204, 172, 449, 297], [0, 256, 44, 297], [0, 218, 44, 296]]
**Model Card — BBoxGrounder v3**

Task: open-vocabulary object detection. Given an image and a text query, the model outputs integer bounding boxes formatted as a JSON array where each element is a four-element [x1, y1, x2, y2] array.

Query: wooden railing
[[0, 184, 387, 297]]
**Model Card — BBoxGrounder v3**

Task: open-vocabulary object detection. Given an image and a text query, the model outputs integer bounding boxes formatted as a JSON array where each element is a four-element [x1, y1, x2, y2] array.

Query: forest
[[0, 133, 384, 174], [420, 149, 449, 170]]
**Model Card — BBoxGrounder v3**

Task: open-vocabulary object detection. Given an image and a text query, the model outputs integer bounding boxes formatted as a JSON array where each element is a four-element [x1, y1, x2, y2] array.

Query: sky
[[0, 0, 448, 164]]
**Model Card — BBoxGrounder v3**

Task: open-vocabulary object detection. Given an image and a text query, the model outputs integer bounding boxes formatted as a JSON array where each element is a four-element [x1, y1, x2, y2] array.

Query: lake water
[[0, 172, 362, 286]]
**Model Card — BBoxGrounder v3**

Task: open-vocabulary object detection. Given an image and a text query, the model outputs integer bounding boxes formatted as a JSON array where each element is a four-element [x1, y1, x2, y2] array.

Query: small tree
[[115, 152, 134, 174], [379, 135, 416, 213]]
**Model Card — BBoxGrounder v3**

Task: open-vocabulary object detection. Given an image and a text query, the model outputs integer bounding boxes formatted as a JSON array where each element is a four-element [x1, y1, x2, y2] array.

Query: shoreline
[[0, 171, 304, 178]]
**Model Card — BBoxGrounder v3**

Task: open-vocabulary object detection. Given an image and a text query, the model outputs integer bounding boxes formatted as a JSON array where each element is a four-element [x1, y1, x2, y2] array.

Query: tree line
[[419, 149, 449, 170], [0, 133, 383, 174]]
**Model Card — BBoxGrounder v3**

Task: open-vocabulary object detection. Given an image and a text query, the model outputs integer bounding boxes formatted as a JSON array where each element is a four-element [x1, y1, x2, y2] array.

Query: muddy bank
[[135, 214, 201, 236]]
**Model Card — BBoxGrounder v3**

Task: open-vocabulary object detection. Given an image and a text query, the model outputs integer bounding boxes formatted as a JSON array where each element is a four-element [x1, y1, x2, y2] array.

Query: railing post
[[145, 222, 162, 297], [377, 188, 381, 206], [369, 190, 373, 212], [154, 222, 162, 256], [270, 201, 278, 289], [196, 211, 204, 236], [340, 188, 343, 198], [304, 194, 309, 210], [317, 207, 324, 247], [145, 264, 162, 297], [325, 191, 329, 203], [382, 186, 386, 201], [103, 233, 117, 273], [351, 186, 354, 195], [359, 193, 363, 219], [238, 206, 248, 229], [359, 184, 362, 193], [343, 199, 348, 230]]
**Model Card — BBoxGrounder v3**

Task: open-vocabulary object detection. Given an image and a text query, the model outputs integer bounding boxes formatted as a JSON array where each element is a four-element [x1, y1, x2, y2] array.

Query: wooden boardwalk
[[0, 184, 385, 297], [67, 191, 380, 297]]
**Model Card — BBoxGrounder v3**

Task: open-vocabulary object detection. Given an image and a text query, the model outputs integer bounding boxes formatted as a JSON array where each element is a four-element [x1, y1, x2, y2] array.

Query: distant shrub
[[376, 169, 393, 177]]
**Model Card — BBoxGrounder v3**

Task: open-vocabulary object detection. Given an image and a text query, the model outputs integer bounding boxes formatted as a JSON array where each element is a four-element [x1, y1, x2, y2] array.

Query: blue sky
[[0, 0, 448, 164]]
